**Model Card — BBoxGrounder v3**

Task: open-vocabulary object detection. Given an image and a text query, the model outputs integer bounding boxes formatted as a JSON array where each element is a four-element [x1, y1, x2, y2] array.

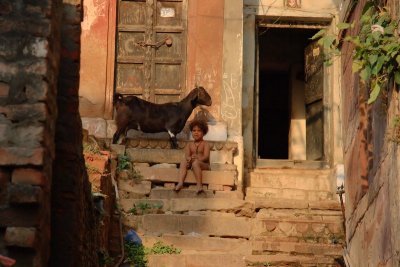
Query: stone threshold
[[256, 159, 329, 169]]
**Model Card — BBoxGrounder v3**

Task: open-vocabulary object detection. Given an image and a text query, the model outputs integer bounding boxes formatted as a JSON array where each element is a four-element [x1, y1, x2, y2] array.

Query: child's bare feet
[[195, 185, 204, 195], [174, 183, 183, 192]]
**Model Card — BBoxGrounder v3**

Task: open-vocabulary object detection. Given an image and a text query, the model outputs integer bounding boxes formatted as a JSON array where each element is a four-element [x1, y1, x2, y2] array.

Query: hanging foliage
[[311, 1, 400, 104]]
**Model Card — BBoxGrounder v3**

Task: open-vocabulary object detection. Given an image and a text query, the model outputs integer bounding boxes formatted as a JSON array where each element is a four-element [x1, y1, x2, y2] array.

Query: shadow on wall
[[50, 2, 100, 267]]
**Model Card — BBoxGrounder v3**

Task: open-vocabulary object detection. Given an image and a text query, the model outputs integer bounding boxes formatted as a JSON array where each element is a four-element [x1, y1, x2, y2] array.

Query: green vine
[[312, 1, 400, 104]]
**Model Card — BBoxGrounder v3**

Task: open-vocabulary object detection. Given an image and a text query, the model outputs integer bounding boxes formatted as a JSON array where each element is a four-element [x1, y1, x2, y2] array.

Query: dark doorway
[[257, 26, 321, 160], [258, 71, 290, 159]]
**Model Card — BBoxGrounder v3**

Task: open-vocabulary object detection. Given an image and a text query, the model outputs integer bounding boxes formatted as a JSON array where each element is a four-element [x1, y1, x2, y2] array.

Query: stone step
[[254, 198, 341, 211], [252, 168, 331, 176], [142, 234, 252, 255], [150, 188, 215, 199], [141, 234, 343, 258], [146, 253, 339, 267], [245, 187, 334, 201], [251, 240, 343, 257], [252, 217, 344, 244], [244, 254, 339, 266], [126, 146, 235, 165], [147, 254, 245, 267], [137, 214, 253, 238], [124, 214, 343, 243], [149, 188, 244, 199], [136, 166, 236, 186], [249, 169, 333, 191], [119, 198, 255, 216]]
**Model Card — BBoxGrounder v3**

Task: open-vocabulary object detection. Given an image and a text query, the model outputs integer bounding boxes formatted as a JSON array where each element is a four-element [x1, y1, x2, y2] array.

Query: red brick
[[9, 184, 43, 204], [12, 168, 45, 186], [0, 147, 44, 165], [4, 227, 36, 248], [0, 82, 9, 97]]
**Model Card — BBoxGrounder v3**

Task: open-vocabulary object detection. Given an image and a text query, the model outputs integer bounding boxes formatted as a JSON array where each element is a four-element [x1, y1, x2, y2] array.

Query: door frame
[[243, 15, 340, 170]]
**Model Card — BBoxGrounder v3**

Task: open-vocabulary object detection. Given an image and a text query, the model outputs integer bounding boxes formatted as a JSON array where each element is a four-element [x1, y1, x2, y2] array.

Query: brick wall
[[342, 0, 400, 265], [0, 0, 99, 266], [0, 0, 62, 265]]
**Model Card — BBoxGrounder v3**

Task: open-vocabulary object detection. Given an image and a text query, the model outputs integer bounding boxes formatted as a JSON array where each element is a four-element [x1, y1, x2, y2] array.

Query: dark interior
[[257, 27, 318, 159]]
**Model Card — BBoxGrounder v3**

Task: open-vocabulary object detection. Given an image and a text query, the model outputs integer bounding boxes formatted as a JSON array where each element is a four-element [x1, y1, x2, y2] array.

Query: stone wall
[[0, 0, 99, 266], [341, 0, 400, 265]]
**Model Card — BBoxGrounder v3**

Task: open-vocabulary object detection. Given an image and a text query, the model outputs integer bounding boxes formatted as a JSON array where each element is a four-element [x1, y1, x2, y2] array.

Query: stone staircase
[[106, 139, 344, 267]]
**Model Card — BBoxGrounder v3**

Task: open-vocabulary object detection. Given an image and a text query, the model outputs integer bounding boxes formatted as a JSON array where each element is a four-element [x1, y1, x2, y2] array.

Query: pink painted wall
[[187, 0, 224, 121], [79, 0, 224, 120], [80, 0, 110, 117]]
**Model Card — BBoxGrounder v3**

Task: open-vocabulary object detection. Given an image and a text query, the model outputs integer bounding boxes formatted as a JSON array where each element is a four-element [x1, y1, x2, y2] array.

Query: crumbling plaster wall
[[341, 0, 400, 265]]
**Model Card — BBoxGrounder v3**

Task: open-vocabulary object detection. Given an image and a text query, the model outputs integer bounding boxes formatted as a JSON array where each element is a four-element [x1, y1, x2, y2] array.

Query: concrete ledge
[[136, 166, 236, 186], [140, 214, 252, 238], [148, 254, 245, 267]]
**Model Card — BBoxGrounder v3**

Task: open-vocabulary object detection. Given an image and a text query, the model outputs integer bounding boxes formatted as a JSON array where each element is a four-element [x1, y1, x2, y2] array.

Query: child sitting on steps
[[174, 119, 211, 194]]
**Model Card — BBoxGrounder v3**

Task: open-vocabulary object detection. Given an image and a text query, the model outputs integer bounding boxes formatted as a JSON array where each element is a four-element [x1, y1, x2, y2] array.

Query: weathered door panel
[[116, 0, 186, 103], [304, 41, 324, 160]]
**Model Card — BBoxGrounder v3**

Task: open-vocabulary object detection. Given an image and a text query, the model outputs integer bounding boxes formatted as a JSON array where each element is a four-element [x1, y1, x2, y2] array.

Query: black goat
[[112, 86, 212, 148]]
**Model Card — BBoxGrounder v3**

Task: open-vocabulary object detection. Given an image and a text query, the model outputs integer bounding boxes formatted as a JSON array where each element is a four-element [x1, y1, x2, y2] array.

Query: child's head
[[189, 119, 208, 135]]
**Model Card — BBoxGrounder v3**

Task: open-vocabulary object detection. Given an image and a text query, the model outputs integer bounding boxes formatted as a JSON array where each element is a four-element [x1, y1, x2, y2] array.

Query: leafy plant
[[129, 168, 144, 182], [117, 154, 131, 171], [145, 241, 181, 255], [124, 241, 181, 267], [129, 201, 163, 215], [99, 250, 114, 266], [86, 164, 101, 174], [124, 242, 147, 267], [83, 136, 102, 155], [312, 1, 400, 104]]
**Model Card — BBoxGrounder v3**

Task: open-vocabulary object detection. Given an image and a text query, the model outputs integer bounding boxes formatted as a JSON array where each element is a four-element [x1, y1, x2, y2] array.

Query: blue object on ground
[[124, 229, 142, 245]]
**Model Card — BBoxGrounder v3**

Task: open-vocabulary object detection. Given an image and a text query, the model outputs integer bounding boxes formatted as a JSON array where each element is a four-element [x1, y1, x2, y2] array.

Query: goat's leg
[[167, 130, 178, 149], [112, 128, 126, 144]]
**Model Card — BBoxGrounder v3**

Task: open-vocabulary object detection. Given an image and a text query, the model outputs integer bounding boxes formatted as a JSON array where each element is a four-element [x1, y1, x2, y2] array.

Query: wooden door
[[304, 40, 324, 160], [116, 0, 187, 103]]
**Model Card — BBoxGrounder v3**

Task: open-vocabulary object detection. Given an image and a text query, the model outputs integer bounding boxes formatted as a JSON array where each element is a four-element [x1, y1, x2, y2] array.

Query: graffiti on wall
[[194, 66, 217, 90], [222, 72, 239, 129]]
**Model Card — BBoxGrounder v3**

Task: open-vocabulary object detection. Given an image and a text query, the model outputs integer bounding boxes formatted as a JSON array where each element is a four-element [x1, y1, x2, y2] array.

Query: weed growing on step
[[117, 155, 131, 171], [124, 241, 181, 267], [85, 164, 101, 174], [145, 241, 181, 255], [124, 242, 147, 267], [128, 201, 163, 215], [128, 168, 144, 182], [83, 136, 102, 155], [99, 250, 114, 266]]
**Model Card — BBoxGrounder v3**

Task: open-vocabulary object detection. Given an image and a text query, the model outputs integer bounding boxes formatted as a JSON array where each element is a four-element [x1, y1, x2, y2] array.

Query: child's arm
[[197, 142, 210, 162], [184, 144, 192, 163]]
